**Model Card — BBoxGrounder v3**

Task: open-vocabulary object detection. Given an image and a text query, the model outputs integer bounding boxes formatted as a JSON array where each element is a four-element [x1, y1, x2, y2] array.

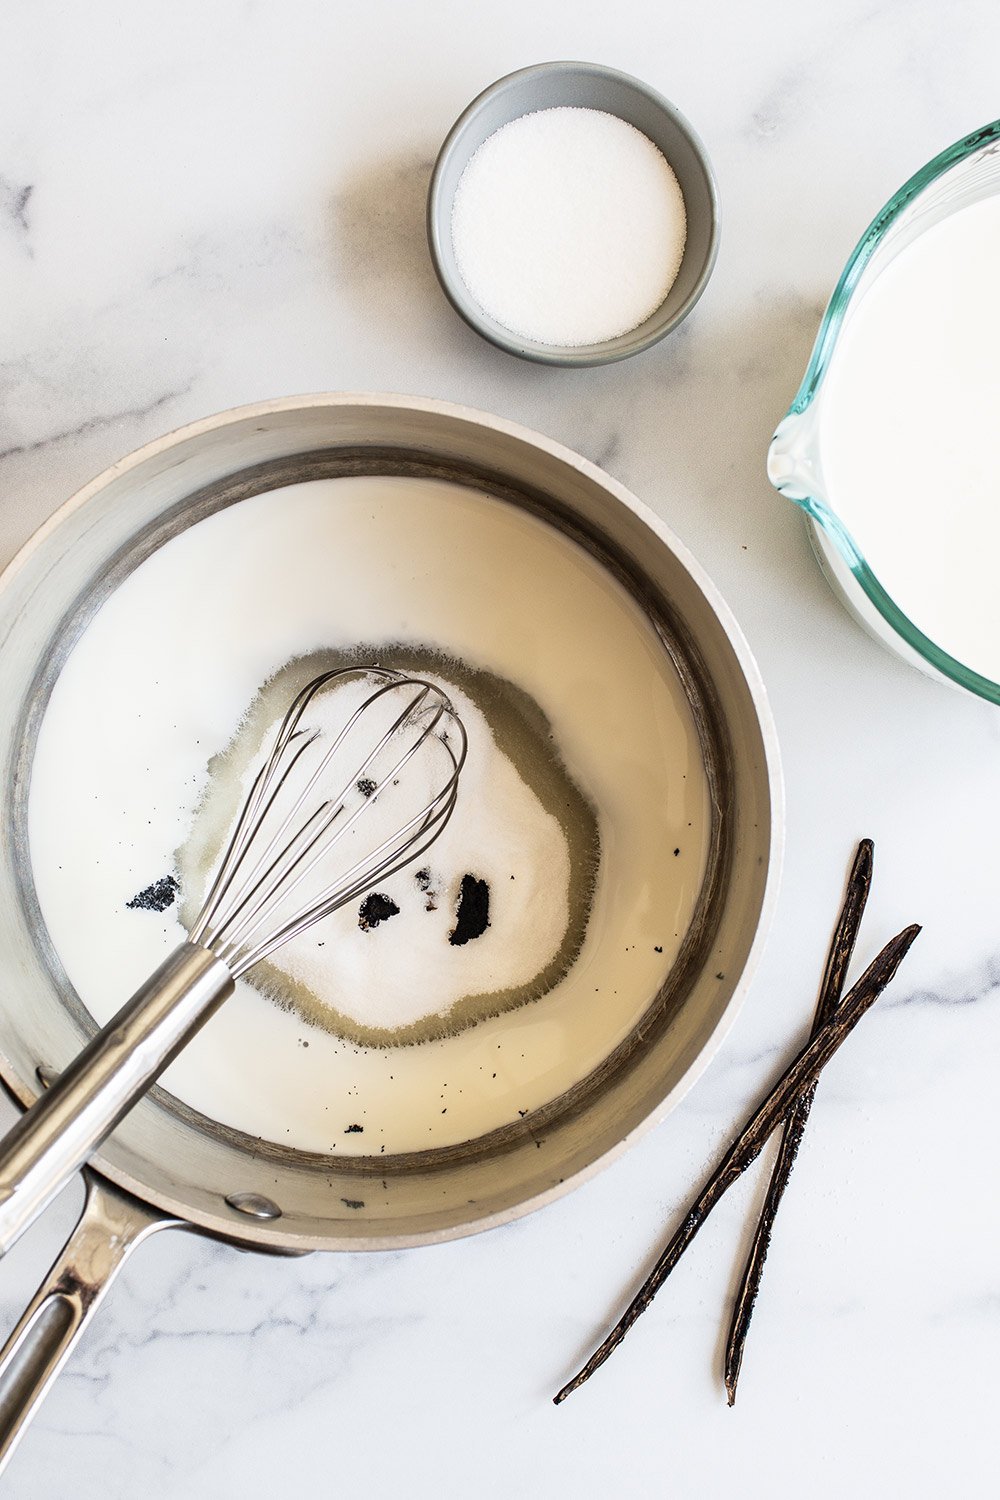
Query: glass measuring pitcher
[[767, 119, 1000, 705]]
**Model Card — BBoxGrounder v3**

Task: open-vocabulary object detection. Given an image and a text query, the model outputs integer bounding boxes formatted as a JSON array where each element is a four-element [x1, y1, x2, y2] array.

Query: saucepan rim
[[0, 392, 783, 1253]]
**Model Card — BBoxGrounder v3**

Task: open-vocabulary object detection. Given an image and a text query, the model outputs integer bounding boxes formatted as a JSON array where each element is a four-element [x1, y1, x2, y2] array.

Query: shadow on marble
[[331, 148, 451, 332]]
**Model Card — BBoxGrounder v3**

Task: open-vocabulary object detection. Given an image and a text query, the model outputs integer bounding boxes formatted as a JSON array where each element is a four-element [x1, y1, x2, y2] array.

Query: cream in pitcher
[[769, 123, 1000, 695]]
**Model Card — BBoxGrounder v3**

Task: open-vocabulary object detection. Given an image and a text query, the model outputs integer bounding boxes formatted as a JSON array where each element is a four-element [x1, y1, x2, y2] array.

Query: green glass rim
[[775, 116, 1000, 706]]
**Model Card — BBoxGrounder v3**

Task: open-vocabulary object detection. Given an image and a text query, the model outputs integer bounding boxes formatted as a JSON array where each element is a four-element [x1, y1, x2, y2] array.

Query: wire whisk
[[0, 667, 467, 1256]]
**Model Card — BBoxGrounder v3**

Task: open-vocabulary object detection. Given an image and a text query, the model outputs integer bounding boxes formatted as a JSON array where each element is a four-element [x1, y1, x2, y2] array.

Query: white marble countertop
[[3, 2, 1000, 1494]]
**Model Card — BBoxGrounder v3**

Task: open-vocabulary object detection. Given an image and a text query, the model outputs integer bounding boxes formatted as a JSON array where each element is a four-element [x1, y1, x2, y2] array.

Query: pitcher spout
[[766, 406, 827, 515]]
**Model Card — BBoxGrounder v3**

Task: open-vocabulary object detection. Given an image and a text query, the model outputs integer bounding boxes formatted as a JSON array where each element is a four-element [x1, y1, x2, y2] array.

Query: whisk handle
[[0, 943, 233, 1257]]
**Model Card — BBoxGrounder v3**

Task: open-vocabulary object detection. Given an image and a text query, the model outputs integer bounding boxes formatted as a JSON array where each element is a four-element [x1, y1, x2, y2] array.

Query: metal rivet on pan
[[35, 1064, 59, 1089], [225, 1191, 282, 1221]]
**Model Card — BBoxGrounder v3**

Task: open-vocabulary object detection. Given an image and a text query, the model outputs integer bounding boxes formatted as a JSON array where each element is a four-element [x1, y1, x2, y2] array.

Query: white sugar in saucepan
[[176, 665, 584, 1045], [451, 106, 687, 347]]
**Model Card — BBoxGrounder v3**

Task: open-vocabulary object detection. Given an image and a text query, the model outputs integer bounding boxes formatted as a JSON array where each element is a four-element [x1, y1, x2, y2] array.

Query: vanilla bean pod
[[723, 838, 874, 1405], [553, 919, 919, 1405]]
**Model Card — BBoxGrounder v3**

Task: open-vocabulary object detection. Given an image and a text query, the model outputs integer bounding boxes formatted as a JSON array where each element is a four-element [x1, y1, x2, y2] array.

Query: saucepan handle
[[0, 1169, 178, 1477], [0, 943, 232, 1258]]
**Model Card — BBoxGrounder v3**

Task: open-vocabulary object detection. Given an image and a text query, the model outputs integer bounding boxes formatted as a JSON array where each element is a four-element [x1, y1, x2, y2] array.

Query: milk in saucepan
[[28, 476, 711, 1155], [818, 194, 1000, 682]]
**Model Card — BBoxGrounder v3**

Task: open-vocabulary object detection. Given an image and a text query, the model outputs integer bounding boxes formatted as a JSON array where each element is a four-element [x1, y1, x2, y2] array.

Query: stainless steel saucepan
[[0, 394, 782, 1470]]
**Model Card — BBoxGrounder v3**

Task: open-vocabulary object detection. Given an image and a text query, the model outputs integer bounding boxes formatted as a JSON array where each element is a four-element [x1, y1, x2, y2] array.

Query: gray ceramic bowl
[[427, 61, 720, 366]]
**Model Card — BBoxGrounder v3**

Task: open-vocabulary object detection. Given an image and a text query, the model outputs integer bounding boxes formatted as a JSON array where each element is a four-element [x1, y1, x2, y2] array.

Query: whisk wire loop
[[189, 667, 466, 977], [217, 695, 453, 967], [204, 682, 430, 956]]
